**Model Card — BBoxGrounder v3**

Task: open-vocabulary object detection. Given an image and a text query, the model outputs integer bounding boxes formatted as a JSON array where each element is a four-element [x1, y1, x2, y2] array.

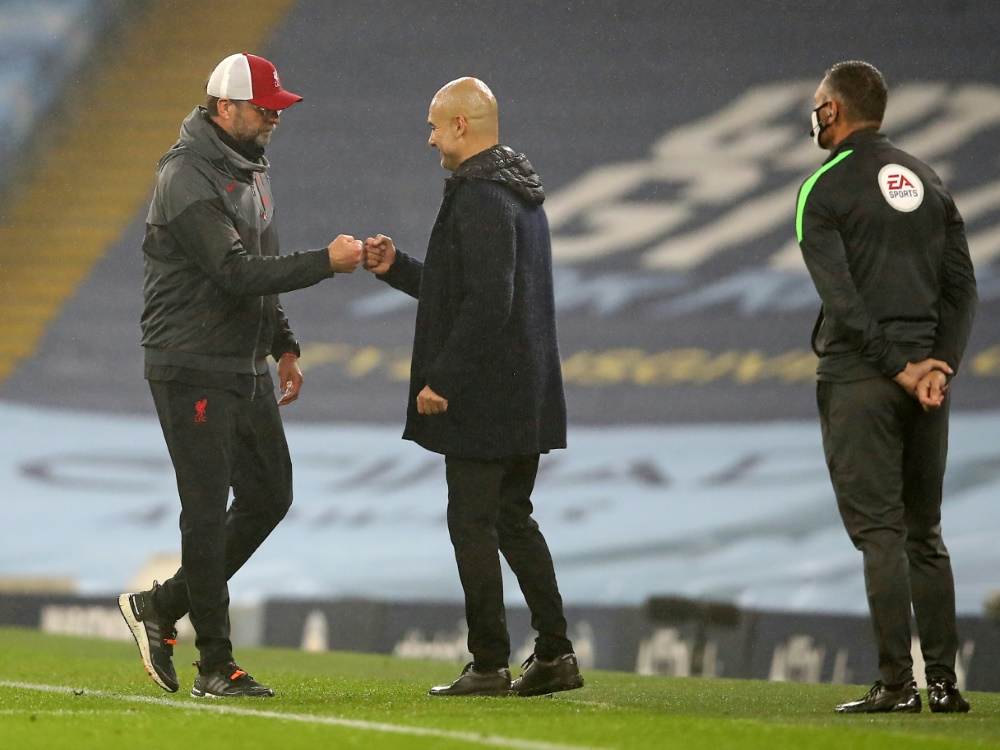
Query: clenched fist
[[327, 234, 363, 273], [364, 234, 396, 275]]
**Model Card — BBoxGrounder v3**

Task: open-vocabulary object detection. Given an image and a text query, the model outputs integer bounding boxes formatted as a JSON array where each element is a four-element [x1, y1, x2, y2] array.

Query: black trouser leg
[[445, 455, 572, 671], [148, 381, 235, 666], [148, 381, 293, 667], [225, 393, 294, 577], [818, 379, 914, 685], [495, 455, 573, 661], [902, 399, 959, 683], [445, 456, 510, 671]]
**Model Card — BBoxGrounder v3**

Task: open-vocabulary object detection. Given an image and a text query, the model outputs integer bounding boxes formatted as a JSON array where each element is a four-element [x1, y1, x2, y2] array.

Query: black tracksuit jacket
[[796, 129, 977, 382]]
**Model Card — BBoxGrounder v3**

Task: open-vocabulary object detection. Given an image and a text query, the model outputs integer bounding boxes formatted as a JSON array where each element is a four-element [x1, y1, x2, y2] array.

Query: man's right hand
[[916, 369, 949, 412], [364, 234, 396, 275], [893, 358, 953, 398], [328, 235, 363, 273]]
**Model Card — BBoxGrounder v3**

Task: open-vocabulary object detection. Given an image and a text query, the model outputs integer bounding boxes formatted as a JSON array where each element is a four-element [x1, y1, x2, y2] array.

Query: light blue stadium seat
[[0, 64, 39, 146], [0, 0, 124, 186]]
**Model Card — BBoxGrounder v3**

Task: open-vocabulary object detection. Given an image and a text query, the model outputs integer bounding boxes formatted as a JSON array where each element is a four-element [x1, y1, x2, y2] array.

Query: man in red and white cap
[[207, 52, 305, 112], [119, 53, 362, 698]]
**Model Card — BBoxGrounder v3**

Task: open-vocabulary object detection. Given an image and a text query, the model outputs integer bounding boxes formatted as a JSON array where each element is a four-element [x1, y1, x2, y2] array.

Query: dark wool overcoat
[[380, 145, 567, 458]]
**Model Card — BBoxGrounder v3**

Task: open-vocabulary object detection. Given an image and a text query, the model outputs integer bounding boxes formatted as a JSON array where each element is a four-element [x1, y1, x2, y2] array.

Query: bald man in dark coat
[[364, 77, 584, 698]]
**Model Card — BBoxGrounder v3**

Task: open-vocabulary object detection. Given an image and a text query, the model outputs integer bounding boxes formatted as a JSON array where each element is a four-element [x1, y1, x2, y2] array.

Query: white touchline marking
[[0, 682, 607, 750], [0, 709, 127, 716]]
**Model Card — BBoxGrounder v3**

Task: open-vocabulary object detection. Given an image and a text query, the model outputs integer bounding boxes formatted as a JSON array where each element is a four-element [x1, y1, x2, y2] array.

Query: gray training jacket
[[140, 106, 333, 376]]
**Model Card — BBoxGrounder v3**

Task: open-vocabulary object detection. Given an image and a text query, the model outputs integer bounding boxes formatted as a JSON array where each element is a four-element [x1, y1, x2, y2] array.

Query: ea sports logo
[[878, 164, 923, 213]]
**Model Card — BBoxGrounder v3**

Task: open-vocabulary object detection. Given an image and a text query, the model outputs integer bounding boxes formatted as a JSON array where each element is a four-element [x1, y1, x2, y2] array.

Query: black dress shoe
[[835, 680, 922, 714], [428, 662, 511, 697], [928, 679, 971, 713], [510, 653, 585, 697]]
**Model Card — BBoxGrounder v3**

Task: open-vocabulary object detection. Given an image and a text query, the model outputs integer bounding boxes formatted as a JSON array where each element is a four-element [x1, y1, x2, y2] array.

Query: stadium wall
[[3, 592, 997, 692]]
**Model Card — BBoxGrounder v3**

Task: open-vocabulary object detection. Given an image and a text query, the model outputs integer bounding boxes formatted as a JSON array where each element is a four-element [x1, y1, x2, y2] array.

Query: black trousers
[[147, 379, 293, 667], [444, 454, 573, 671], [817, 378, 959, 685]]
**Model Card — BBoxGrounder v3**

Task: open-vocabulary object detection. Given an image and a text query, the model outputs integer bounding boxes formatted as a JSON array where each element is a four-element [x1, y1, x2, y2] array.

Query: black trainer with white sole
[[118, 582, 179, 693], [191, 661, 275, 698]]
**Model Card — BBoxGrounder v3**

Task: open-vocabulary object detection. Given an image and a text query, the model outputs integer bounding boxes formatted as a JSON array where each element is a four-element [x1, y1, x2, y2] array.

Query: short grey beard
[[232, 111, 273, 150], [234, 127, 271, 150], [249, 130, 272, 149]]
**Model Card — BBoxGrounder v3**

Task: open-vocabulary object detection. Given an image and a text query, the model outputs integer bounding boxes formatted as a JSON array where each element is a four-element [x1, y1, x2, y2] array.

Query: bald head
[[432, 77, 498, 136], [427, 77, 500, 171]]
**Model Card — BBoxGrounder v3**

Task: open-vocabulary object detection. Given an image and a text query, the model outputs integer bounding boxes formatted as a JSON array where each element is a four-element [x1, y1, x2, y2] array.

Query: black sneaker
[[835, 680, 922, 714], [428, 662, 512, 697], [510, 653, 584, 697], [190, 661, 275, 698], [118, 582, 179, 692], [928, 679, 971, 713]]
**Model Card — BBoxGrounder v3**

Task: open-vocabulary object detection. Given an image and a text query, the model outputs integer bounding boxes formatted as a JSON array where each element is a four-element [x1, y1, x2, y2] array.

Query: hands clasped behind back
[[328, 234, 363, 273], [916, 370, 949, 412], [893, 358, 953, 412], [892, 358, 952, 398]]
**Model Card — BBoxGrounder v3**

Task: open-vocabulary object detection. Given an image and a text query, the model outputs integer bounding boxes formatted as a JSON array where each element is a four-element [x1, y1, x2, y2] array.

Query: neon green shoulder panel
[[796, 150, 854, 242]]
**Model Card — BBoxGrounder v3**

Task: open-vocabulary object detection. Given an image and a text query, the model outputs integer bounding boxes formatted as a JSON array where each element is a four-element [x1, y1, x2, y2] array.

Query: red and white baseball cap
[[206, 53, 303, 110]]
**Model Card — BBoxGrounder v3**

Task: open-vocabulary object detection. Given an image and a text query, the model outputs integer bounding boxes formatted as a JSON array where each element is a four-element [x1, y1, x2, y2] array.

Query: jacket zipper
[[249, 172, 268, 401], [249, 287, 265, 401]]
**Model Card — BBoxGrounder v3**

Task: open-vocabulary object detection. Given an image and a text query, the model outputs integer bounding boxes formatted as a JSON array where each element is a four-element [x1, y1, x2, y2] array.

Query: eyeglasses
[[243, 102, 282, 118]]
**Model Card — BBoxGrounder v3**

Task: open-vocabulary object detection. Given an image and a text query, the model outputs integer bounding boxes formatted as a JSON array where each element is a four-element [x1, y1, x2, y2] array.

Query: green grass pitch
[[1, 627, 998, 749]]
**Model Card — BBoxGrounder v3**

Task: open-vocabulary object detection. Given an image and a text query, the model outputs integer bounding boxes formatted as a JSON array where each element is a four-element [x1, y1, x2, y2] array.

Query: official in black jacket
[[797, 61, 977, 714], [119, 53, 362, 699], [365, 77, 583, 698]]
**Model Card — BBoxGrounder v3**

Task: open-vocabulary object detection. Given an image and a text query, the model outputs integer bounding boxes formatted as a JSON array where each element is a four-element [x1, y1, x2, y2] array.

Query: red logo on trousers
[[194, 399, 208, 423]]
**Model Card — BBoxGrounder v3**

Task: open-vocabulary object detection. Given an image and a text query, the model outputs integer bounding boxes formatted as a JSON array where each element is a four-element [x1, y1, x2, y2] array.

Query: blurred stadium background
[[1, 0, 998, 687]]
